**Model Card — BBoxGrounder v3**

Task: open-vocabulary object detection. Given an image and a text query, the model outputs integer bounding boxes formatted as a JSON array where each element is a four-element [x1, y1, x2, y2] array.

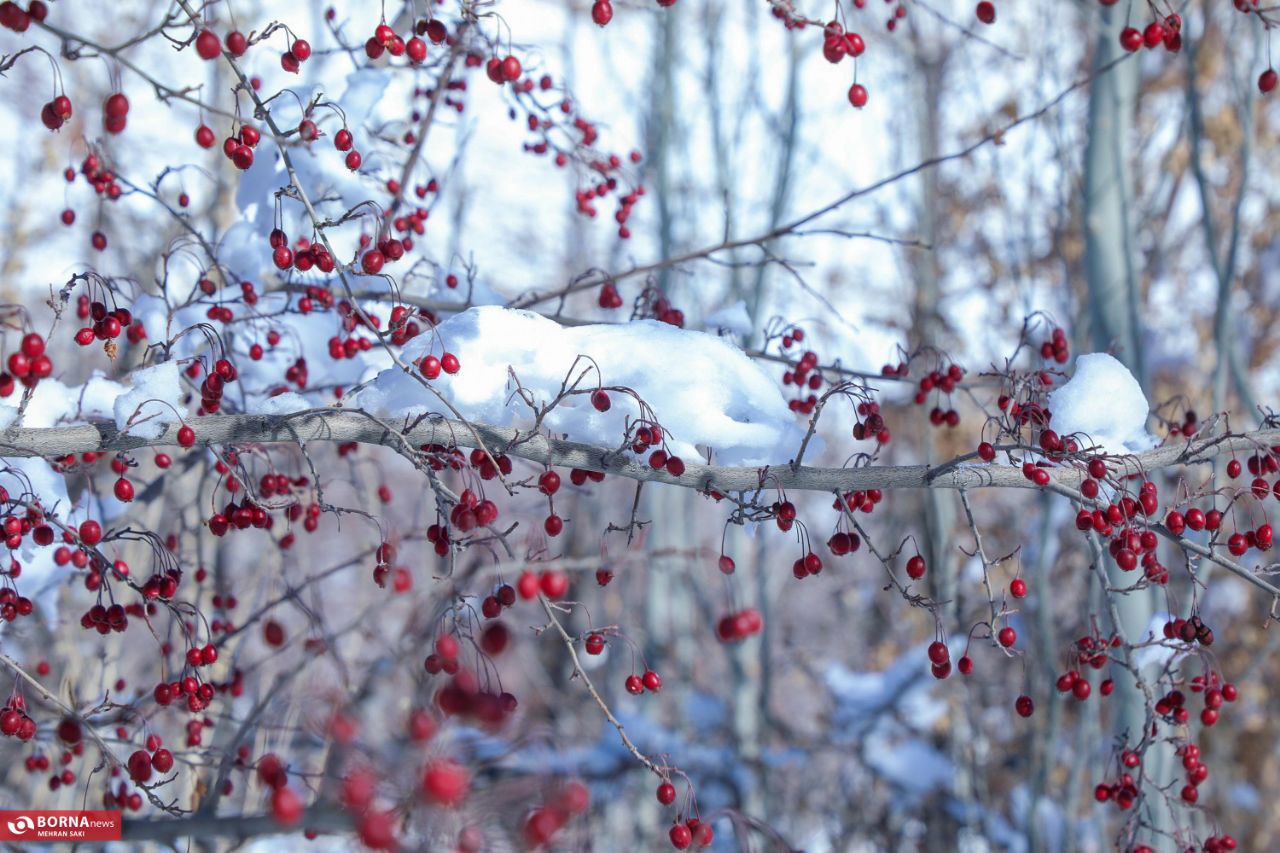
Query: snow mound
[[1049, 353, 1155, 454], [113, 361, 187, 440], [357, 306, 803, 466]]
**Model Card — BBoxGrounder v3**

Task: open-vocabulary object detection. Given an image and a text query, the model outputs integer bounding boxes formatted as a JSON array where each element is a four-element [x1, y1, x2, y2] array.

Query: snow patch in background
[[1049, 353, 1155, 454], [357, 306, 806, 466], [703, 300, 753, 337]]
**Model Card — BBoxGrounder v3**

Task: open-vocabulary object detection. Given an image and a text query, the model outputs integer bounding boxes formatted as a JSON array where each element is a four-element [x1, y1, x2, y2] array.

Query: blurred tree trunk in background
[[906, 44, 972, 850], [1082, 7, 1174, 841]]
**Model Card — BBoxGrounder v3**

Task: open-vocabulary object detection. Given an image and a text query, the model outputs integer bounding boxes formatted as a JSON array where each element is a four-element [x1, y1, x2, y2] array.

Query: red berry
[[195, 30, 222, 60]]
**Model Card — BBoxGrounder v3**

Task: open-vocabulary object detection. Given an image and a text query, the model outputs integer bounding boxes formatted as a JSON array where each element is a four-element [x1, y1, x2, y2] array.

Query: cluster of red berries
[[152, 672, 216, 712], [458, 447, 510, 480], [668, 816, 713, 850], [782, 350, 824, 414], [0, 1, 44, 32], [1055, 668, 1101, 702], [447, 487, 499, 534], [791, 550, 823, 578], [715, 608, 763, 642], [826, 529, 862, 556], [279, 37, 312, 73], [208, 498, 273, 536], [819, 20, 869, 108], [926, 640, 955, 679], [597, 281, 623, 309], [435, 667, 519, 728], [79, 601, 129, 634], [73, 296, 139, 348], [25, 741, 82, 790], [625, 669, 662, 694], [521, 780, 591, 847], [566, 154, 643, 239], [851, 401, 889, 442], [102, 92, 129, 134], [269, 229, 338, 274], [1094, 768, 1140, 811], [642, 293, 685, 327], [1163, 614, 1215, 647], [183, 642, 218, 669], [772, 499, 798, 533], [417, 349, 461, 380], [70, 152, 125, 214], [2, 332, 52, 393], [140, 568, 181, 600], [1119, 12, 1182, 54], [0, 584, 33, 623], [126, 741, 174, 785], [515, 568, 570, 600], [197, 27, 249, 60], [1039, 326, 1070, 363], [357, 231, 410, 274], [654, 780, 714, 850], [0, 695, 36, 740], [192, 357, 238, 415], [424, 633, 462, 676], [39, 93, 72, 131], [220, 124, 262, 171], [1176, 739, 1210, 803], [836, 487, 884, 516], [1066, 470, 1171, 583], [365, 21, 436, 63], [0, 502, 41, 548], [484, 53, 523, 85], [387, 304, 427, 346], [480, 583, 517, 619], [1167, 407, 1201, 438]]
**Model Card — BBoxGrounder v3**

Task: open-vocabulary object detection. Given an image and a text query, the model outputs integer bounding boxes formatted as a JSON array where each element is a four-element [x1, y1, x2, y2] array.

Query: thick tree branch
[[3, 412, 1277, 495]]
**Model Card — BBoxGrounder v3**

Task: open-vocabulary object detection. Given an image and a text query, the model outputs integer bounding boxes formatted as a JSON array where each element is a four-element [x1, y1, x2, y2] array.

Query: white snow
[[1049, 353, 1155, 454], [703, 301, 753, 337], [14, 375, 123, 428], [252, 392, 313, 416], [357, 306, 805, 466], [1131, 610, 1178, 670], [113, 361, 187, 440]]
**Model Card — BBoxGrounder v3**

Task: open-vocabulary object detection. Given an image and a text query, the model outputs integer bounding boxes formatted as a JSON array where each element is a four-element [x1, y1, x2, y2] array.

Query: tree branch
[[3, 412, 1277, 496]]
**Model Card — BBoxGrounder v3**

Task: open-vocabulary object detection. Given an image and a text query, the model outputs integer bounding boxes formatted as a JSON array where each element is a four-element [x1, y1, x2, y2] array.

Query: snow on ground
[[1049, 353, 1155, 454], [357, 306, 807, 466]]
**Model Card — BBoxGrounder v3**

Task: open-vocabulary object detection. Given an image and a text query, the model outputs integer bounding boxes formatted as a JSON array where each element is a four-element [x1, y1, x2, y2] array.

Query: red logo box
[[0, 810, 122, 842]]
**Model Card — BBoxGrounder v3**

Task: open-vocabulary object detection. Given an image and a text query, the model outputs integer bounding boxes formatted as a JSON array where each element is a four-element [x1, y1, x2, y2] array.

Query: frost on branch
[[359, 306, 806, 465], [1049, 353, 1155, 454]]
